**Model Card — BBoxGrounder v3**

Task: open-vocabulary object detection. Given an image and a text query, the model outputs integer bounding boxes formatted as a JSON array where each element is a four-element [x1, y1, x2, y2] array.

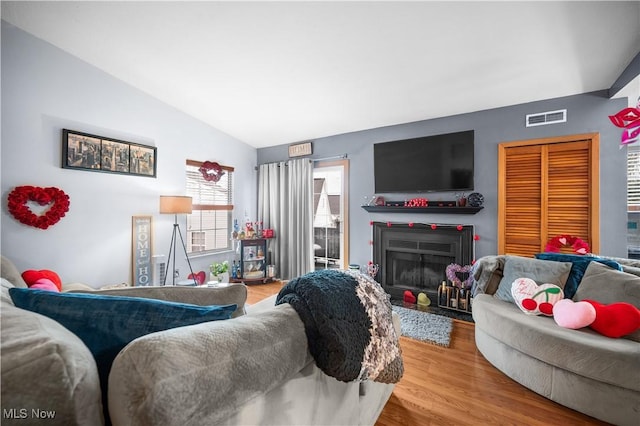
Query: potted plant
[[209, 260, 230, 283]]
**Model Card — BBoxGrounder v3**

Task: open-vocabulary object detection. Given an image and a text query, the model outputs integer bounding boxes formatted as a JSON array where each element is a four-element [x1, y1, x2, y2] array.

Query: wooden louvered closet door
[[498, 134, 600, 257]]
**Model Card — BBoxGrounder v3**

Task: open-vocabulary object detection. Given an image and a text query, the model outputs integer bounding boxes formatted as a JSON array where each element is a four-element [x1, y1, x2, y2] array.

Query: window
[[628, 147, 640, 211], [627, 147, 640, 258], [185, 160, 234, 254]]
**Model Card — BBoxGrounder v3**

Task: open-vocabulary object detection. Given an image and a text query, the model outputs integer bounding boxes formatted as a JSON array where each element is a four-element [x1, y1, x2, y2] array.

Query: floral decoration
[[445, 263, 473, 289], [198, 161, 225, 182], [7, 186, 70, 229], [544, 234, 590, 255]]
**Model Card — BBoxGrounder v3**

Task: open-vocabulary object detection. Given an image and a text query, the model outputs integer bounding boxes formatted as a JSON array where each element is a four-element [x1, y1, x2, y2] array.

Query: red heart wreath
[[198, 161, 225, 182], [544, 234, 590, 255], [7, 186, 70, 229]]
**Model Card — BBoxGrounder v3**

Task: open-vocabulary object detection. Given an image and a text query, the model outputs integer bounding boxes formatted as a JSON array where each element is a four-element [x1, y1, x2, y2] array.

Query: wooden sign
[[132, 216, 153, 286], [288, 141, 313, 158]]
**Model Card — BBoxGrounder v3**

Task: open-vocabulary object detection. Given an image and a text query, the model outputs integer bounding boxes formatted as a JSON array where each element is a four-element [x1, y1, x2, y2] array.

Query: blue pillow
[[534, 253, 622, 299], [9, 288, 236, 424]]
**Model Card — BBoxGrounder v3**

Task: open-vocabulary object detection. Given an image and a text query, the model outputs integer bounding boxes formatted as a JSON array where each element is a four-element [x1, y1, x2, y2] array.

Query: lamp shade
[[159, 196, 192, 214]]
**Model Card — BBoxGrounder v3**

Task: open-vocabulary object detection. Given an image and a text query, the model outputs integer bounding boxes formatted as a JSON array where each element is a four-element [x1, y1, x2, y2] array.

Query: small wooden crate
[[437, 285, 472, 313]]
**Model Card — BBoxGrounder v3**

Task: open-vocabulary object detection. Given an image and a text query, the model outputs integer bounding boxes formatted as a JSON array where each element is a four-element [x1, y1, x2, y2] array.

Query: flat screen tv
[[373, 130, 474, 193]]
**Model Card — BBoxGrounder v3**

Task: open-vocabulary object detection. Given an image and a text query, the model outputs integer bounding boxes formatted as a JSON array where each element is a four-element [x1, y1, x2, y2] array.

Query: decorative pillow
[[511, 278, 564, 316], [574, 261, 640, 342], [1, 256, 28, 287], [534, 253, 622, 299], [583, 299, 640, 338], [574, 261, 640, 306], [28, 278, 60, 292], [471, 255, 506, 296], [553, 299, 596, 329], [22, 269, 62, 291], [620, 264, 640, 278], [495, 256, 571, 304], [9, 288, 236, 423], [2, 286, 103, 425]]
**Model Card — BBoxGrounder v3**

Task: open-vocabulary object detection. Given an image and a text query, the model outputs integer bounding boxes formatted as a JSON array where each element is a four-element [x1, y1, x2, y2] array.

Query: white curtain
[[258, 158, 314, 280]]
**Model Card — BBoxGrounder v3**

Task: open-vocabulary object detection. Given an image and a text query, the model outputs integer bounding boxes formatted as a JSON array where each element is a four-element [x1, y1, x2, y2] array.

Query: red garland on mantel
[[367, 222, 480, 266], [7, 186, 70, 229], [544, 234, 589, 255]]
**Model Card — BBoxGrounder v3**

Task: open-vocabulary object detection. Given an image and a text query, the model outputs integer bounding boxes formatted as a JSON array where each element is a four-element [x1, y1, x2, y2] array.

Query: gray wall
[[258, 91, 629, 266], [1, 22, 257, 287]]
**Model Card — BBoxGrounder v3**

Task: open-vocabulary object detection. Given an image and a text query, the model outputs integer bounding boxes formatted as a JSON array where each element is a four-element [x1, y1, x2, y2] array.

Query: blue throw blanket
[[276, 269, 403, 383]]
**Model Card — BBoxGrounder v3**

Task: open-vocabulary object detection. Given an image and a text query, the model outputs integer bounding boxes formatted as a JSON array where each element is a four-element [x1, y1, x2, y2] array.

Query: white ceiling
[[2, 1, 639, 148]]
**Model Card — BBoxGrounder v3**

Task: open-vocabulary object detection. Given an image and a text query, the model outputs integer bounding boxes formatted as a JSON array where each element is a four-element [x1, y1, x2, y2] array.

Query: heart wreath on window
[[198, 161, 225, 182], [7, 186, 70, 229]]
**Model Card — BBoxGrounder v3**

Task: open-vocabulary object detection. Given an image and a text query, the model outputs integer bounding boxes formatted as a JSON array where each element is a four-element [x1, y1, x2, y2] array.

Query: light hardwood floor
[[246, 281, 608, 426]]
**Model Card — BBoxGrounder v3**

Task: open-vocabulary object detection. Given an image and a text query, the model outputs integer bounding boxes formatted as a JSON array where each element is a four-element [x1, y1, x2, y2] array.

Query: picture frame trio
[[62, 129, 157, 177]]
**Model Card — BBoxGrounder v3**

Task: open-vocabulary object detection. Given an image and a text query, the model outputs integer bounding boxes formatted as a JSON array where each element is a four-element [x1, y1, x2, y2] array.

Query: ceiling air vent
[[525, 109, 567, 127]]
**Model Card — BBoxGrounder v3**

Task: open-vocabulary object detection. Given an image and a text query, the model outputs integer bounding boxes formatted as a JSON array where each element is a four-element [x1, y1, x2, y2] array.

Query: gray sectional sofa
[[472, 255, 640, 426], [1, 256, 397, 425]]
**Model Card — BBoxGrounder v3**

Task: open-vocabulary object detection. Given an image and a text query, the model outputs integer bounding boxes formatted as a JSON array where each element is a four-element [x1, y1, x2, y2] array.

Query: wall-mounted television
[[373, 130, 474, 193]]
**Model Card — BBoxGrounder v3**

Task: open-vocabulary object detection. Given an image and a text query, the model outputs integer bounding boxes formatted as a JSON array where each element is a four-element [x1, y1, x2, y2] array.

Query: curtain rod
[[256, 154, 348, 169], [312, 154, 348, 162]]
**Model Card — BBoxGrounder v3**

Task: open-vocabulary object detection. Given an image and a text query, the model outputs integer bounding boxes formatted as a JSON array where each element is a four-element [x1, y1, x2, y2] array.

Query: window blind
[[185, 160, 234, 253]]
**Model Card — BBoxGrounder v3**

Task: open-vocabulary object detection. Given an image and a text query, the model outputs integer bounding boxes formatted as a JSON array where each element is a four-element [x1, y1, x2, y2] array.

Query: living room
[[2, 2, 638, 287], [1, 2, 639, 425]]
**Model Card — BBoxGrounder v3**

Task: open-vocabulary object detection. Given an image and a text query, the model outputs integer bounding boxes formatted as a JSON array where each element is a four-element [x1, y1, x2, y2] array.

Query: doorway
[[313, 159, 349, 270]]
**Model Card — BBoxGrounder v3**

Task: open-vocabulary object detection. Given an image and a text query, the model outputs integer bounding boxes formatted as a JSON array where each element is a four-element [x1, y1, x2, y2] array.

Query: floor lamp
[[159, 195, 196, 286]]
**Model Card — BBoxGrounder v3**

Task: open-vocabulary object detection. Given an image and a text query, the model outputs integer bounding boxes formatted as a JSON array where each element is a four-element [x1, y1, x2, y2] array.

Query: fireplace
[[372, 222, 474, 302]]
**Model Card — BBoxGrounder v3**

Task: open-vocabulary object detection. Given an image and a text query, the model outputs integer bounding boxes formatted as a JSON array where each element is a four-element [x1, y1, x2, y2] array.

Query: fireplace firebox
[[372, 222, 474, 302]]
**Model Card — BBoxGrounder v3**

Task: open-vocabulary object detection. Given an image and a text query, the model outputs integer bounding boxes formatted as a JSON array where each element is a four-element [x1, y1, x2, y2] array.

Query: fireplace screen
[[372, 222, 474, 301], [387, 251, 453, 290]]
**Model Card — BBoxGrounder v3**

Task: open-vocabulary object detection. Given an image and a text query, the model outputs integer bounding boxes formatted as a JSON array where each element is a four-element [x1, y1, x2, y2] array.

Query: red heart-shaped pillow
[[584, 300, 640, 338], [22, 270, 62, 291], [188, 271, 207, 285], [403, 290, 416, 304]]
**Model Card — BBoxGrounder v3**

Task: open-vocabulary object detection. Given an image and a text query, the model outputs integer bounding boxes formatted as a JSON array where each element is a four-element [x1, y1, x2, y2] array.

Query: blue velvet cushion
[[9, 288, 236, 424], [534, 253, 622, 299]]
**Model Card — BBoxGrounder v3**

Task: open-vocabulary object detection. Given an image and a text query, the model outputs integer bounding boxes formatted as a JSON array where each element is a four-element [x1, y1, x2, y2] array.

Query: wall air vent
[[526, 109, 567, 127]]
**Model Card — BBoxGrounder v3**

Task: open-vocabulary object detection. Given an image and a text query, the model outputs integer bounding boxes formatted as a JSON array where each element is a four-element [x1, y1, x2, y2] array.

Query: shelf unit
[[361, 205, 483, 214], [230, 238, 276, 284], [239, 238, 266, 280]]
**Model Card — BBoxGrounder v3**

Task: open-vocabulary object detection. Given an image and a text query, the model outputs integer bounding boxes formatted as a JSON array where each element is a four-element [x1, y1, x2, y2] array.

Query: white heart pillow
[[511, 278, 564, 316]]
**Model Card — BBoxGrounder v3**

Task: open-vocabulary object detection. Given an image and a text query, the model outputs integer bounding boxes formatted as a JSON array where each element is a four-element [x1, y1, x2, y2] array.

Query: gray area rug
[[392, 305, 453, 347]]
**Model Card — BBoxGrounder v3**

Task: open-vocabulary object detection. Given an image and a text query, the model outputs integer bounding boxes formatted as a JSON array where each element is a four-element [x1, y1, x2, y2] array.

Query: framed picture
[[131, 216, 153, 286], [62, 129, 157, 177], [129, 144, 156, 177]]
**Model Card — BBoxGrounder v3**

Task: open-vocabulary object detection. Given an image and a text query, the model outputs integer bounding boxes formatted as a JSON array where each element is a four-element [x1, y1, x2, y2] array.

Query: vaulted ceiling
[[2, 1, 639, 148]]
